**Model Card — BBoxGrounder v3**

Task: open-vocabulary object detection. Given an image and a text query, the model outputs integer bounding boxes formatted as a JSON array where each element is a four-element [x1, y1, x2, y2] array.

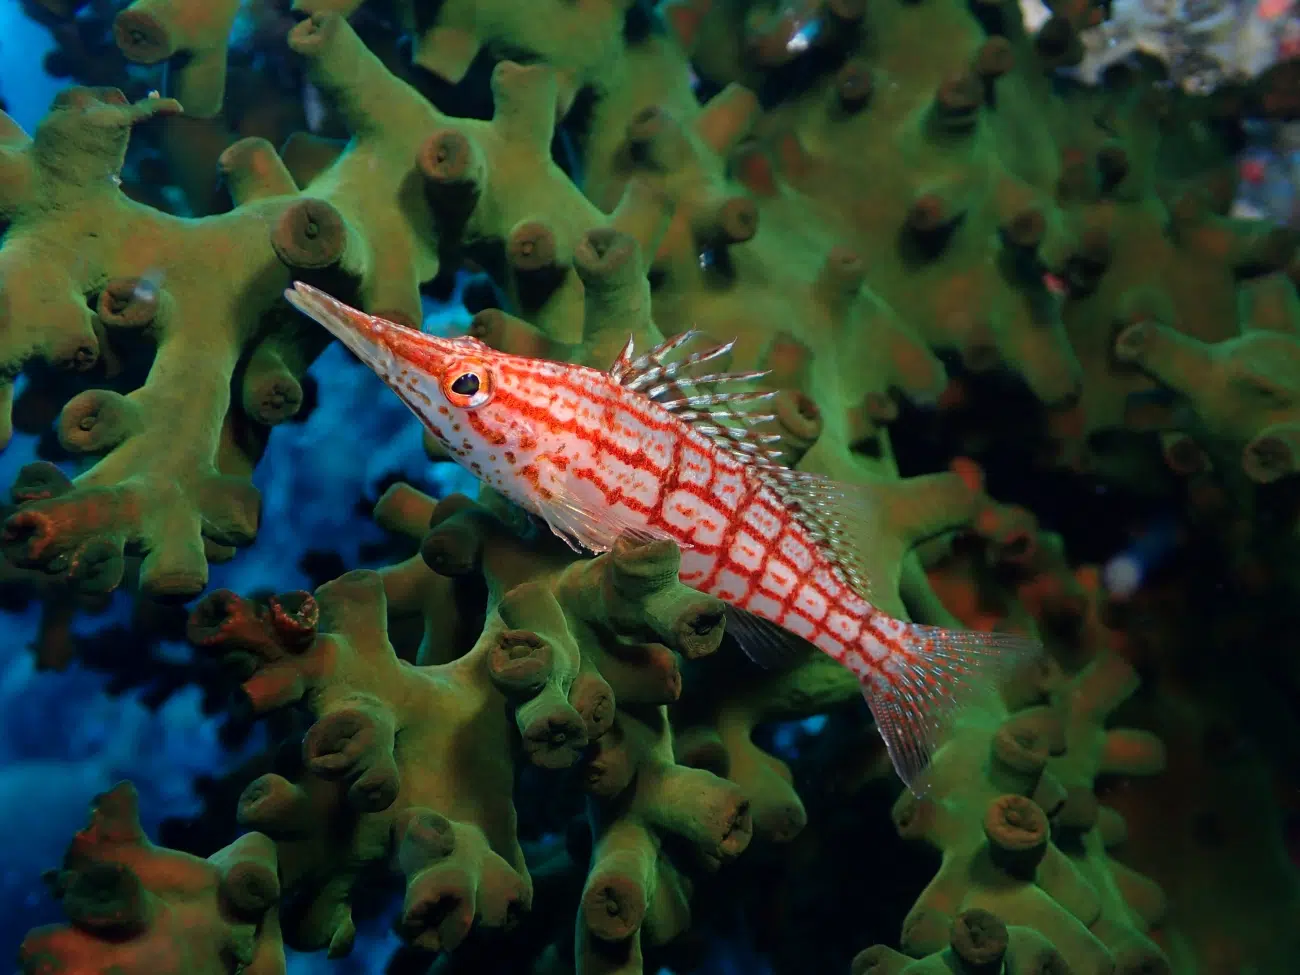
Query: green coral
[[6, 0, 1298, 972], [20, 782, 284, 975]]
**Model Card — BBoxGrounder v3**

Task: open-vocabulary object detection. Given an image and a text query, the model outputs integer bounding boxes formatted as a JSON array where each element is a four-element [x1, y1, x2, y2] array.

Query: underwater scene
[[2, 0, 1299, 973]]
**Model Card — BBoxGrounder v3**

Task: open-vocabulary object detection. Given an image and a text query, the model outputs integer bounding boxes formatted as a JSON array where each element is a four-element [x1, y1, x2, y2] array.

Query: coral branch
[[1113, 294, 1300, 481], [19, 783, 284, 975], [854, 911, 1068, 974], [578, 706, 752, 974], [190, 568, 532, 954], [188, 485, 730, 956], [0, 15, 471, 596], [113, 0, 242, 117]]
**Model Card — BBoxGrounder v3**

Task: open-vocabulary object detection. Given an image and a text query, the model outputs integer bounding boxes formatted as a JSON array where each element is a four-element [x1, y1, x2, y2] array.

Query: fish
[[284, 281, 1039, 794]]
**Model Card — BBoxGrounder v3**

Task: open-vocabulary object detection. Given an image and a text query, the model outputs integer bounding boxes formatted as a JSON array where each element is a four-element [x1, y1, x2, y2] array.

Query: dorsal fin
[[611, 333, 880, 603], [755, 470, 880, 602], [612, 329, 728, 389], [612, 331, 783, 464]]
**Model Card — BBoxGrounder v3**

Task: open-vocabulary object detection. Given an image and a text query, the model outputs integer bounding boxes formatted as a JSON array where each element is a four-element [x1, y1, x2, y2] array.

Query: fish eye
[[442, 361, 493, 409]]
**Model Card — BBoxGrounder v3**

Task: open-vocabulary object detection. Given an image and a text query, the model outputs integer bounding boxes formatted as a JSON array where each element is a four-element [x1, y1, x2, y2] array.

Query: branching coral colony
[[5, 0, 1300, 973]]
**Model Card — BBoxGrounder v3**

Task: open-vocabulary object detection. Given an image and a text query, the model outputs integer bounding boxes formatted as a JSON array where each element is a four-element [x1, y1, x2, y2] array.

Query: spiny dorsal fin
[[615, 330, 732, 391], [613, 333, 880, 602], [613, 332, 781, 461]]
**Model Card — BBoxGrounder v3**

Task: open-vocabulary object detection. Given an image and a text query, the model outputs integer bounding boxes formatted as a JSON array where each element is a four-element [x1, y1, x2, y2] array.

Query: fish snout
[[284, 281, 398, 376]]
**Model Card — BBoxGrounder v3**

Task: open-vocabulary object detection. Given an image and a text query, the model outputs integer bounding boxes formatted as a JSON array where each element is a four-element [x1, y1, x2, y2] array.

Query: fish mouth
[[284, 282, 397, 378]]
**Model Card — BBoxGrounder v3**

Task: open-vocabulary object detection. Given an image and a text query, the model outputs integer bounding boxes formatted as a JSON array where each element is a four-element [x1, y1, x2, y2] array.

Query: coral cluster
[[19, 781, 284, 975], [3, 0, 1299, 973]]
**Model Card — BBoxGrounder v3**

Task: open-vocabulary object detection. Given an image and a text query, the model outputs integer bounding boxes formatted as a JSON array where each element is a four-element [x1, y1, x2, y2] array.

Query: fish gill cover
[[0, 1, 1297, 974]]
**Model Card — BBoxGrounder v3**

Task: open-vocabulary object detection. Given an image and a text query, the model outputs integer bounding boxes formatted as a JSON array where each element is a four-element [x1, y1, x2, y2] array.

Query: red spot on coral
[[1240, 158, 1267, 185]]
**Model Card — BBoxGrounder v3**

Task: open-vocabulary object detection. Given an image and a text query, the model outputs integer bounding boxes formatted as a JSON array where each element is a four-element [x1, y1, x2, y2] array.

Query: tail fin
[[859, 621, 1040, 795]]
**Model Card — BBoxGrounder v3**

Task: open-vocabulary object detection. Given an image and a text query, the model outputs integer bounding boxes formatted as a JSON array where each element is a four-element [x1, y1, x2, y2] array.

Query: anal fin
[[724, 606, 814, 670]]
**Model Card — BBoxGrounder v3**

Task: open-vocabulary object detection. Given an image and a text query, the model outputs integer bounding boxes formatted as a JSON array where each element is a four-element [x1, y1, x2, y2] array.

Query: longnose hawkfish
[[285, 282, 1039, 794]]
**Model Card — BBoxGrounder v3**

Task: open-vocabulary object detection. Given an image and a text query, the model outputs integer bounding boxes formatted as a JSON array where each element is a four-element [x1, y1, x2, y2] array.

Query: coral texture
[[3, 0, 1298, 973], [187, 475, 750, 966], [19, 782, 284, 975]]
